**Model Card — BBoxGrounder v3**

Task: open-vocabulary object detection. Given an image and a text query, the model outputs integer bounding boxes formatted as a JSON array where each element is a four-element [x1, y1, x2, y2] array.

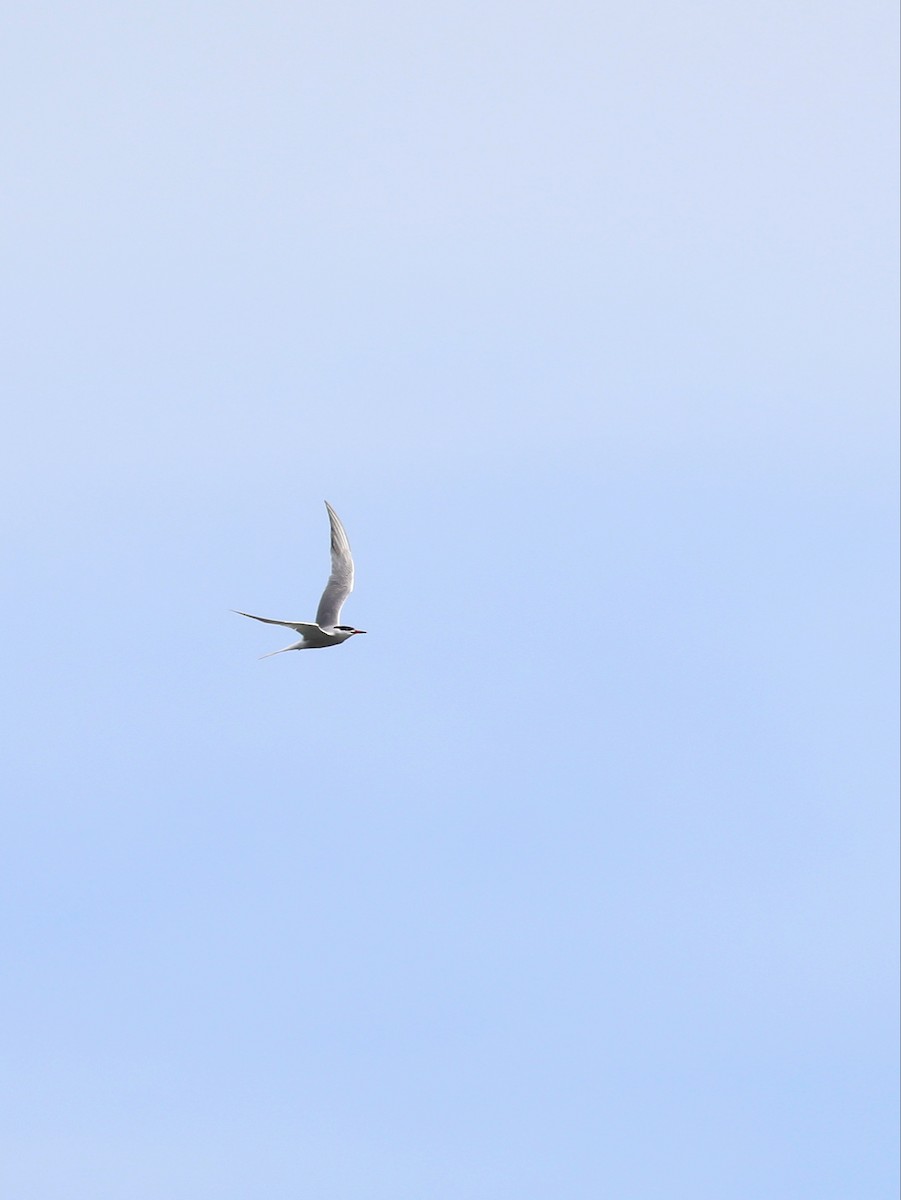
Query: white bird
[[235, 501, 366, 657]]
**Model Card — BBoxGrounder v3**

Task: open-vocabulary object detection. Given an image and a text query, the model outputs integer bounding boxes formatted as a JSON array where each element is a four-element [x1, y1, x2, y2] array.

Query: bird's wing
[[315, 501, 355, 627], [233, 611, 324, 635]]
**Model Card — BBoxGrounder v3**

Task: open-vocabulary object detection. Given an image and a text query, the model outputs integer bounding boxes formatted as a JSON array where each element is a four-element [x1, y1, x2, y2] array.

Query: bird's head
[[335, 625, 367, 636]]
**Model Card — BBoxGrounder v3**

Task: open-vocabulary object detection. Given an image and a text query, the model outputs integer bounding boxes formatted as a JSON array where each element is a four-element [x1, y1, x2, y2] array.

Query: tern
[[235, 501, 366, 657]]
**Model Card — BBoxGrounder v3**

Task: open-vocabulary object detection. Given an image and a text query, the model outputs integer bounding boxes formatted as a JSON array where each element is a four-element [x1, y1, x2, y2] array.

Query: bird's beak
[[354, 629, 367, 635]]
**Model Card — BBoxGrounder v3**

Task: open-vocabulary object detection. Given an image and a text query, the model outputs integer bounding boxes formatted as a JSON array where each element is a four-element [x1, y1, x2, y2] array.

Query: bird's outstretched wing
[[233, 611, 323, 635], [315, 501, 355, 627]]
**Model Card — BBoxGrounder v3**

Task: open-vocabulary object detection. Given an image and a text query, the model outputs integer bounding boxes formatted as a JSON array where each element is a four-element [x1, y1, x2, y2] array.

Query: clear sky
[[1, 3, 898, 1197]]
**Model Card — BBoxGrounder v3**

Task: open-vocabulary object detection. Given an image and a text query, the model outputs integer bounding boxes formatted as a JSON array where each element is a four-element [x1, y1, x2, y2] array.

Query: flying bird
[[235, 501, 366, 657]]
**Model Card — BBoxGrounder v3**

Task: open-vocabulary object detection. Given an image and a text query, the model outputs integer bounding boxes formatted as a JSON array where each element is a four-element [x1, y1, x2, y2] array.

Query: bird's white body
[[235, 502, 365, 656]]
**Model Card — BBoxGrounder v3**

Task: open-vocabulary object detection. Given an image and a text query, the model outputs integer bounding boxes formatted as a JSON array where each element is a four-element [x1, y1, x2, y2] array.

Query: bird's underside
[[233, 611, 346, 654]]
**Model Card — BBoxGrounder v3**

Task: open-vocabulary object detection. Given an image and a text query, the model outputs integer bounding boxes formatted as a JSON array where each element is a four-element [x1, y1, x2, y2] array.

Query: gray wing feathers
[[233, 611, 322, 634], [316, 501, 355, 627]]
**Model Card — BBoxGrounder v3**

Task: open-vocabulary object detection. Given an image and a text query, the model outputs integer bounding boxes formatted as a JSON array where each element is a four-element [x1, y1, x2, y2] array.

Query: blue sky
[[1, 3, 898, 1197]]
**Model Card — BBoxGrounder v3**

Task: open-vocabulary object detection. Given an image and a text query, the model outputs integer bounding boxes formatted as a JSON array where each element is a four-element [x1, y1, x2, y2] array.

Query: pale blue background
[[1, 3, 898, 1197]]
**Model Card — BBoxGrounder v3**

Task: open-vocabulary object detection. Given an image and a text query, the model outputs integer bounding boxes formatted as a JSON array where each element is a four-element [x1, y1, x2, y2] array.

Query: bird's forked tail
[[259, 640, 305, 659]]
